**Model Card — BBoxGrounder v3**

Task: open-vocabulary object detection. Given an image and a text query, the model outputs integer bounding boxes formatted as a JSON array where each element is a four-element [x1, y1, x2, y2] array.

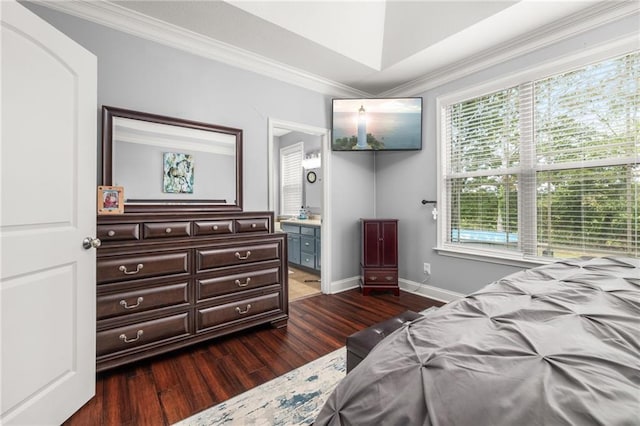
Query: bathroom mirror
[[102, 106, 242, 212]]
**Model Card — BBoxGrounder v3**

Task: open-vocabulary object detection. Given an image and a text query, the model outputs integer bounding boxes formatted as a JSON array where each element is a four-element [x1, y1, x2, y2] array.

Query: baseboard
[[399, 279, 464, 303], [326, 276, 464, 302], [328, 276, 360, 294]]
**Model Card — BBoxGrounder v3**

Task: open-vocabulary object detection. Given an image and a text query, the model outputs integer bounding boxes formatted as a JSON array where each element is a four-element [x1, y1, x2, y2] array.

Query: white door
[[1, 1, 97, 424]]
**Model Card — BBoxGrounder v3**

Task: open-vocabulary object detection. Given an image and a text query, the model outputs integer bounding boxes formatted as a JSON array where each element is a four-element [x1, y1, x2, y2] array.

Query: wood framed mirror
[[102, 106, 242, 212]]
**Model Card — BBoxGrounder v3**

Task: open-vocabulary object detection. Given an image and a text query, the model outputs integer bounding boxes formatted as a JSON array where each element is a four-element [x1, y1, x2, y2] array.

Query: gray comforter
[[315, 256, 640, 425]]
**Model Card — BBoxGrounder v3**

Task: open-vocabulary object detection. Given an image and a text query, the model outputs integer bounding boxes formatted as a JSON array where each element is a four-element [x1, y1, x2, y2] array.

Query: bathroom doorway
[[268, 119, 331, 298]]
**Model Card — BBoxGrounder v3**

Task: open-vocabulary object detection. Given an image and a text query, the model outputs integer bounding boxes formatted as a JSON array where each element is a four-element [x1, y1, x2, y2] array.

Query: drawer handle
[[235, 304, 252, 315], [385, 276, 394, 281], [107, 230, 116, 237], [119, 263, 144, 275], [119, 330, 143, 343], [235, 251, 251, 260], [212, 225, 219, 231], [251, 223, 257, 228], [305, 242, 310, 246], [235, 277, 251, 287], [165, 227, 172, 234], [120, 296, 144, 309], [369, 276, 377, 281]]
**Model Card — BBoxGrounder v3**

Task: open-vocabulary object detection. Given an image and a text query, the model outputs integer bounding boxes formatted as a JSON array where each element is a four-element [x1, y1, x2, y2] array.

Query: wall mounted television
[[332, 97, 423, 151]]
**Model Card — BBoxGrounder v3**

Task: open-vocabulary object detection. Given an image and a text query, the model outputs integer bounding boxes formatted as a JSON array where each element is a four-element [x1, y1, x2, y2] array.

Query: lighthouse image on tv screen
[[332, 97, 422, 151]]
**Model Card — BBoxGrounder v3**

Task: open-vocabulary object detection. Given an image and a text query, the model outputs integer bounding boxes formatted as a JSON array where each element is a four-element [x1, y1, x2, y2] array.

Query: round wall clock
[[306, 170, 317, 183]]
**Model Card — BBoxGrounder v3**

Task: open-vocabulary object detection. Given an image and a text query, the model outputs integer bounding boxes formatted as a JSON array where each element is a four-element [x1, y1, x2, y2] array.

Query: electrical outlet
[[423, 262, 431, 275]]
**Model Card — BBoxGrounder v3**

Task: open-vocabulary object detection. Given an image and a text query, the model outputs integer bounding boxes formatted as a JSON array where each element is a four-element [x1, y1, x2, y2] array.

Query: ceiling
[[41, 0, 632, 96]]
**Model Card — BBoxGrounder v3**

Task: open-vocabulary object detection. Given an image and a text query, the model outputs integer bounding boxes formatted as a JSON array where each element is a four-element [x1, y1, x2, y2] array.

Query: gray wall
[[375, 12, 639, 295], [24, 1, 373, 285], [22, 2, 329, 209], [24, 2, 637, 295], [114, 142, 235, 202]]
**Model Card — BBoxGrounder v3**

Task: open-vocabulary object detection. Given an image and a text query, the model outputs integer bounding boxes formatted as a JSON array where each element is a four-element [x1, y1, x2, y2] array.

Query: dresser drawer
[[97, 251, 189, 283], [197, 265, 280, 300], [143, 222, 191, 239], [362, 269, 398, 286], [197, 292, 281, 331], [193, 220, 234, 236], [97, 223, 140, 242], [97, 312, 190, 357], [97, 281, 190, 320], [196, 242, 280, 271], [236, 218, 269, 233]]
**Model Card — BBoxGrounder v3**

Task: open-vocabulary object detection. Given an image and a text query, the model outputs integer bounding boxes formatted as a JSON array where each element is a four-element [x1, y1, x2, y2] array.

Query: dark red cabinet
[[360, 219, 399, 296]]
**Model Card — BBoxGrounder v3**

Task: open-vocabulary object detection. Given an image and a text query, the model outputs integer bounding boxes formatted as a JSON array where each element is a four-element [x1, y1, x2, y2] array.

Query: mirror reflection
[[113, 117, 236, 203], [274, 129, 323, 218], [102, 106, 243, 212]]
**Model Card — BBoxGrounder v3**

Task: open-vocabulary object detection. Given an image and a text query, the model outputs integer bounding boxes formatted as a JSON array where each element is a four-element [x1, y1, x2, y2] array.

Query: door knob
[[82, 237, 101, 249]]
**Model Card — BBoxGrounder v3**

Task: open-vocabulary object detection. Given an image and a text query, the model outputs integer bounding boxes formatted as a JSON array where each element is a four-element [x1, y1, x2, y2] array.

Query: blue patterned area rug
[[174, 347, 346, 426]]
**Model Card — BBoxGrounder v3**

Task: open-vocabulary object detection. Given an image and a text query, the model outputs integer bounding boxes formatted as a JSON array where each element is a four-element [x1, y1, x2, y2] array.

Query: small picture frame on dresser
[[97, 185, 124, 215]]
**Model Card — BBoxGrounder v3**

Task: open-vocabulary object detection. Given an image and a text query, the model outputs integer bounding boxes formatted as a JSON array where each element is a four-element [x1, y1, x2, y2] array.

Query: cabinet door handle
[[120, 296, 144, 309], [235, 277, 251, 287], [235, 251, 251, 260], [119, 330, 143, 343], [119, 264, 144, 275], [235, 304, 252, 315]]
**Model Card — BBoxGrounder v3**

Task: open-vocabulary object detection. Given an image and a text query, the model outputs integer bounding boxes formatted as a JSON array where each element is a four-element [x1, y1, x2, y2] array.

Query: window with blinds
[[280, 142, 304, 217], [441, 51, 639, 260]]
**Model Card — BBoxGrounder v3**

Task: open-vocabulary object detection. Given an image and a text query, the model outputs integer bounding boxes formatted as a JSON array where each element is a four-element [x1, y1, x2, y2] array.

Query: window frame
[[436, 38, 639, 267]]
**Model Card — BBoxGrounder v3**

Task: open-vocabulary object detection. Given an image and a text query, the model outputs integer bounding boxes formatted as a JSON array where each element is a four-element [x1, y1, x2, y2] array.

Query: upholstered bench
[[346, 310, 423, 373]]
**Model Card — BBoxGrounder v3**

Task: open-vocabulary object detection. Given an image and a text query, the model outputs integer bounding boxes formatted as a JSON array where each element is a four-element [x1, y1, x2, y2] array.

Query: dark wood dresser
[[360, 219, 399, 296], [95, 211, 288, 372]]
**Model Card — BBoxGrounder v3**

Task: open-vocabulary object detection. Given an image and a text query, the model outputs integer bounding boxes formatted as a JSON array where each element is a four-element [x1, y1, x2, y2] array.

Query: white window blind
[[280, 142, 304, 217], [442, 51, 639, 260]]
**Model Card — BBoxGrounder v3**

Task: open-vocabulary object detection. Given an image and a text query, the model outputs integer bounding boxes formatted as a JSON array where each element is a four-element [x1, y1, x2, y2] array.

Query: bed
[[315, 256, 640, 425]]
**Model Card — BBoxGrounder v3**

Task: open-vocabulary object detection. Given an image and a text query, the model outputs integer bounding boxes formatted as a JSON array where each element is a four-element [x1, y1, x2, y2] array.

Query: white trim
[[436, 38, 639, 266], [399, 279, 464, 303], [329, 277, 464, 302], [383, 2, 640, 97], [34, 1, 638, 98], [268, 118, 332, 295], [438, 36, 639, 106], [328, 276, 360, 294], [434, 247, 547, 269], [34, 0, 368, 98]]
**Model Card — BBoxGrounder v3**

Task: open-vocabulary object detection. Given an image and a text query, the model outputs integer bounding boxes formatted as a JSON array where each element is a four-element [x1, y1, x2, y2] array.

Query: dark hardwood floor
[[65, 289, 443, 425]]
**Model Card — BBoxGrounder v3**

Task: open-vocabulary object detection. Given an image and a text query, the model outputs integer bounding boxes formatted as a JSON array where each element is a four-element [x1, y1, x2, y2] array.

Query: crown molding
[[33, 0, 370, 98], [381, 1, 640, 97], [33, 1, 638, 99]]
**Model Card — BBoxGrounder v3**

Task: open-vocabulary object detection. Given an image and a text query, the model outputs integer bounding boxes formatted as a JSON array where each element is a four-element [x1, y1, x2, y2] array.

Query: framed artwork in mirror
[[102, 106, 243, 213]]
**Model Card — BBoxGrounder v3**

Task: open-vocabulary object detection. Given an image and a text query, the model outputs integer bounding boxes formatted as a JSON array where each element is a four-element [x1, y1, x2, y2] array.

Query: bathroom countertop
[[279, 218, 322, 227]]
